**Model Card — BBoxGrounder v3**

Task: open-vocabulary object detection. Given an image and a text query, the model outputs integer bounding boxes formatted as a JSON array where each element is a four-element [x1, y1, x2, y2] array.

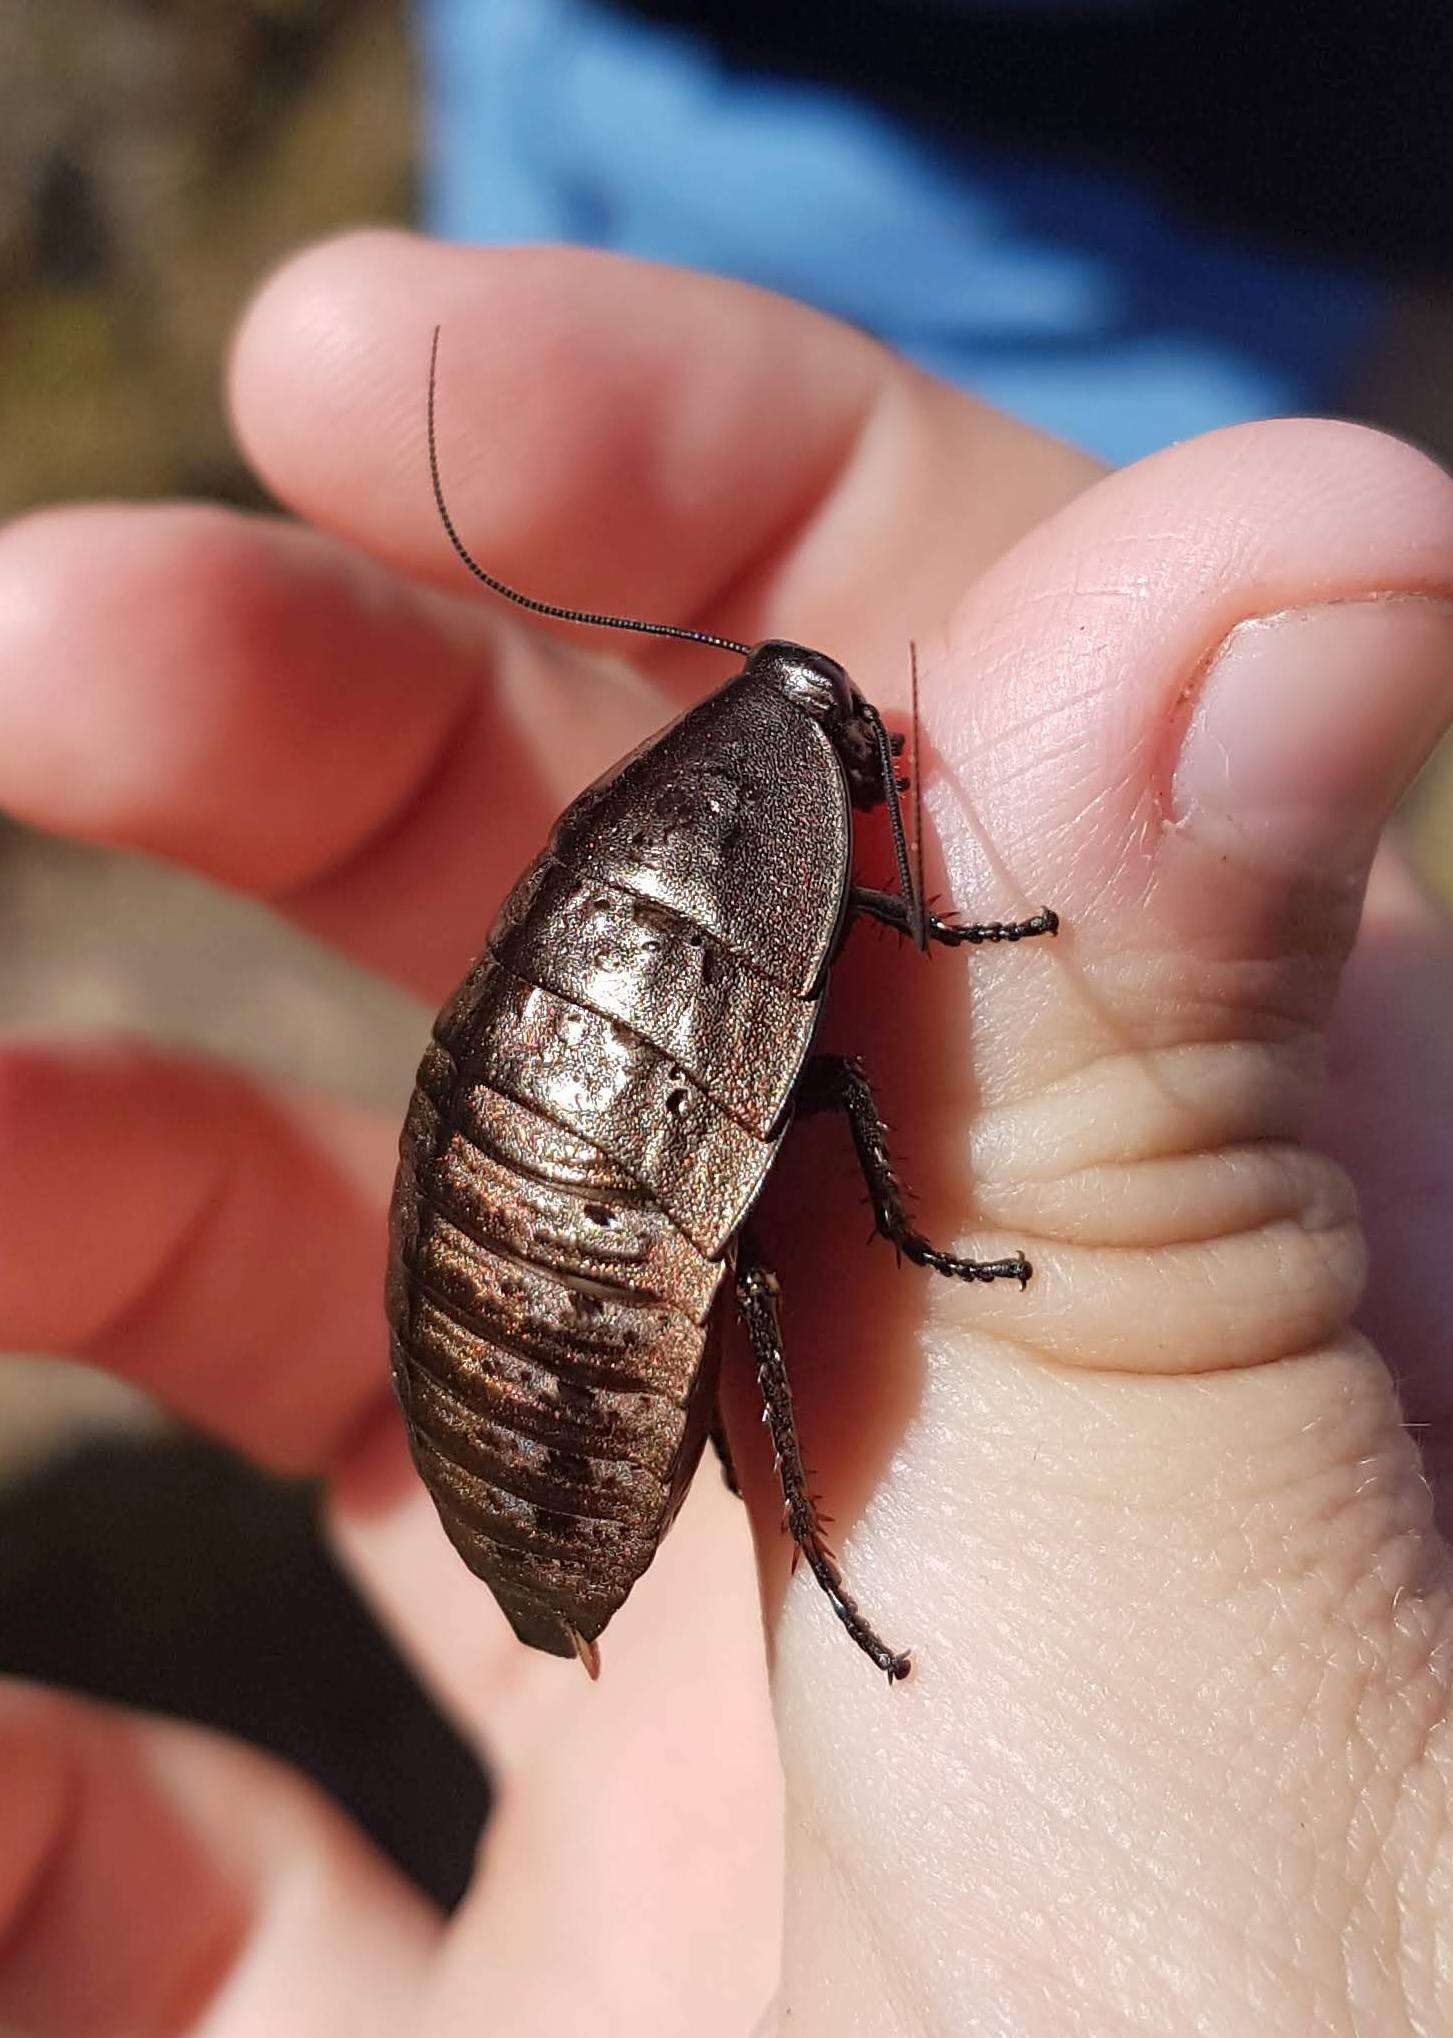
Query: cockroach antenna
[[908, 640, 928, 951], [859, 668, 929, 954], [427, 326, 752, 659]]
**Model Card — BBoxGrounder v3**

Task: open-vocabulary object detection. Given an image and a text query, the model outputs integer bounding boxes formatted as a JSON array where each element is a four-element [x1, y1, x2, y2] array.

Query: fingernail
[[1172, 595, 1453, 875]]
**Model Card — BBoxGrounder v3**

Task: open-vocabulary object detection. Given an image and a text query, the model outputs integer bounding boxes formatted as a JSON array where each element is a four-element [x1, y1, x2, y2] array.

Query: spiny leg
[[797, 1053, 1032, 1286], [859, 641, 1059, 951], [735, 1252, 910, 1683], [852, 885, 1059, 948]]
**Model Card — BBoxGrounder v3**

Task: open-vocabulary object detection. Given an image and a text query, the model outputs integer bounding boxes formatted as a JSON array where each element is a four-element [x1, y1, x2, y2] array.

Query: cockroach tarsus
[[386, 329, 1059, 1688]]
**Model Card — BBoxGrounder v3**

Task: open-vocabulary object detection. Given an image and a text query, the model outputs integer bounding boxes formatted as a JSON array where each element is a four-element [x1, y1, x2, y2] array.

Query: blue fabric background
[[420, 0, 1383, 465]]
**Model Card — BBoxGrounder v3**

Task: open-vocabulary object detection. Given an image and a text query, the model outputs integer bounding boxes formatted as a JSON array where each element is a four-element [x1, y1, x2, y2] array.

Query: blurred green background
[[1, 0, 414, 512]]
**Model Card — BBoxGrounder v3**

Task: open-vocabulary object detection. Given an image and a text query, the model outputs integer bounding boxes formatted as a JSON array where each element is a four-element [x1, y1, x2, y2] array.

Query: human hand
[[2, 232, 1452, 2036]]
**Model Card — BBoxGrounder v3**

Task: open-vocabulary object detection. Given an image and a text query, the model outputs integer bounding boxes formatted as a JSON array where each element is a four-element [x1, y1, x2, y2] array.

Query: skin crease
[[0, 229, 1451, 2034]]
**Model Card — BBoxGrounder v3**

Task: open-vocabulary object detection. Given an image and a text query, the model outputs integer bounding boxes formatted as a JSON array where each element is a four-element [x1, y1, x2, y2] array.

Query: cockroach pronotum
[[386, 331, 1059, 1684]]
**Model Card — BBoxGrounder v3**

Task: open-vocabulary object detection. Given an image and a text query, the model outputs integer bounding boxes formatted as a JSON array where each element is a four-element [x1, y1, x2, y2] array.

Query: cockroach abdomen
[[387, 664, 851, 1664]]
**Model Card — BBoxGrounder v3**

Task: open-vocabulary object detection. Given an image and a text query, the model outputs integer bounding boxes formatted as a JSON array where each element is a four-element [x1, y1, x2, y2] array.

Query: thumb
[[747, 421, 1453, 2036]]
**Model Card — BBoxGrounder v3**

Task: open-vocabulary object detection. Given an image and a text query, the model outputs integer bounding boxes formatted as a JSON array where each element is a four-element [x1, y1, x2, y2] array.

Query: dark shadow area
[[0, 1432, 489, 1910], [623, 0, 1453, 272]]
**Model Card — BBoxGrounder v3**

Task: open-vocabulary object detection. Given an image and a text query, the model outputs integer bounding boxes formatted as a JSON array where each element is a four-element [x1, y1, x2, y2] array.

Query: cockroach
[[386, 331, 1058, 1684]]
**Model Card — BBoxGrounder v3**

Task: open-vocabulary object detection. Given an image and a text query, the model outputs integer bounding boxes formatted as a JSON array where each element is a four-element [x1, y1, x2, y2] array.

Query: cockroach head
[[746, 640, 858, 724]]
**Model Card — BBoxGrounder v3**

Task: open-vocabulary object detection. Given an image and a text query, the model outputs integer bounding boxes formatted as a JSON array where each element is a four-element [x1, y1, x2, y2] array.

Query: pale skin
[[1, 231, 1453, 2037]]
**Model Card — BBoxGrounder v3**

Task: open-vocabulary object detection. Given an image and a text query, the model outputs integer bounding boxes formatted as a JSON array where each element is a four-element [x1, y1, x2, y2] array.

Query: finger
[[1, 241, 1094, 1002], [0, 1681, 435, 2037], [0, 240, 1092, 1002], [739, 421, 1453, 2034], [0, 503, 667, 994], [228, 231, 1094, 673], [808, 423, 1453, 1370], [0, 1028, 783, 2016], [0, 1035, 395, 1472], [434, 1473, 780, 2038], [332, 1467, 782, 2038], [1319, 841, 1453, 1471]]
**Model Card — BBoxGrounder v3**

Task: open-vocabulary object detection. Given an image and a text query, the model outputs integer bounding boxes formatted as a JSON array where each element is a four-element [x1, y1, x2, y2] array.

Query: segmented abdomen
[[388, 1032, 725, 1660], [387, 669, 850, 1661]]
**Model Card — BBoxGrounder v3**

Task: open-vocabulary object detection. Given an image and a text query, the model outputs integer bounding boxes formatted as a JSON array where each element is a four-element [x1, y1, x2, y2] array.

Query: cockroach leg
[[735, 1249, 911, 1684], [709, 1399, 743, 1498], [851, 886, 1059, 947], [797, 1054, 1032, 1287]]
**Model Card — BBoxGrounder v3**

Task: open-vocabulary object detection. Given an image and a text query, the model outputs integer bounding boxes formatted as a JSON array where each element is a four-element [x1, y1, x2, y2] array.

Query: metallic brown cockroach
[[386, 332, 1058, 1683]]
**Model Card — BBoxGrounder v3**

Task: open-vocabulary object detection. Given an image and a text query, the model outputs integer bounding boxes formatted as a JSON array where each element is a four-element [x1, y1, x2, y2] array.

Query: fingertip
[[227, 226, 427, 498], [225, 229, 885, 628], [1129, 415, 1453, 611], [227, 228, 650, 555], [0, 1692, 73, 1940], [938, 412, 1453, 939], [0, 1037, 218, 1353], [0, 1683, 434, 2037], [0, 501, 293, 841], [0, 1035, 398, 1469], [0, 1033, 164, 1155], [1201, 414, 1453, 542], [0, 495, 480, 893]]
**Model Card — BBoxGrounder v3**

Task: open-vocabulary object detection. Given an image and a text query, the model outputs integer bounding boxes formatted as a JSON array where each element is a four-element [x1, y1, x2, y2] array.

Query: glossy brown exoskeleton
[[386, 334, 1058, 1684]]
